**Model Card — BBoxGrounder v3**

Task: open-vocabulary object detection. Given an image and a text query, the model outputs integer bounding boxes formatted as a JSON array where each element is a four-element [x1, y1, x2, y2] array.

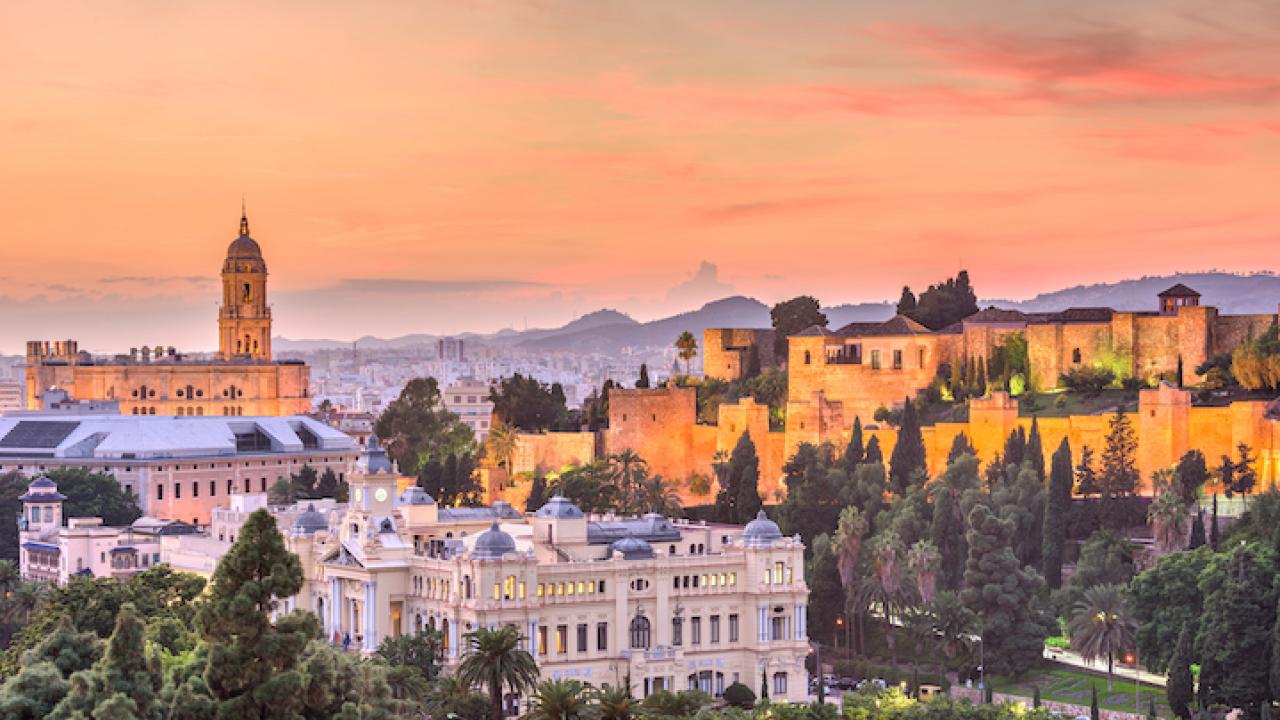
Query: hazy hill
[[274, 272, 1279, 353]]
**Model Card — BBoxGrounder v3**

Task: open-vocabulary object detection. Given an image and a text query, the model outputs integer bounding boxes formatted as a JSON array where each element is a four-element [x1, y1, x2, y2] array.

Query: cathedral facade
[[24, 211, 311, 416]]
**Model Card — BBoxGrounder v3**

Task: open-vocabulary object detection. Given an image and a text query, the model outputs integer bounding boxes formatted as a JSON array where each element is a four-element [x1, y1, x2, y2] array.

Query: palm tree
[[931, 591, 978, 682], [486, 423, 519, 473], [1069, 584, 1135, 690], [906, 539, 941, 605], [675, 331, 698, 376], [595, 684, 634, 720], [1148, 490, 1190, 553], [0, 579, 45, 649], [636, 473, 681, 517], [609, 449, 647, 514], [868, 530, 906, 668], [833, 506, 869, 652], [457, 626, 540, 720], [526, 679, 592, 720], [424, 675, 489, 720]]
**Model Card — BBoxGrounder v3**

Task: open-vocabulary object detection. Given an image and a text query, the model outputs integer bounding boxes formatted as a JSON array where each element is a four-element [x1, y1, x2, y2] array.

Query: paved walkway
[[1043, 647, 1167, 687]]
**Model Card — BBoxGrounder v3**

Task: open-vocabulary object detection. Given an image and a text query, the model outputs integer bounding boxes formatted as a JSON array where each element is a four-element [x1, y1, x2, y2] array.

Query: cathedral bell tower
[[218, 207, 273, 361]]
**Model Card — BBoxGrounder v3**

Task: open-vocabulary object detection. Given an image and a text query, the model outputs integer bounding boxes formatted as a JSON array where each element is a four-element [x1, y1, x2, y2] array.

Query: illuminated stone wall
[[702, 328, 776, 382], [512, 431, 597, 476], [604, 387, 699, 482]]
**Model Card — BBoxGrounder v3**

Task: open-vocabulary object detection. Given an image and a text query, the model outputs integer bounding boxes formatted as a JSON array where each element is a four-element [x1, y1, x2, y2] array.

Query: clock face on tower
[[375, 488, 388, 503]]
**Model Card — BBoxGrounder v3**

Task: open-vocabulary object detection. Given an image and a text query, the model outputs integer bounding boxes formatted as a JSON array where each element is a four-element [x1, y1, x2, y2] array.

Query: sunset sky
[[3, 0, 1279, 353]]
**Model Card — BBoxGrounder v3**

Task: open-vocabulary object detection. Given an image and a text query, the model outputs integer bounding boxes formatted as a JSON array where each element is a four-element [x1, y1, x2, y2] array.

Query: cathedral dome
[[473, 522, 517, 559], [227, 234, 263, 259]]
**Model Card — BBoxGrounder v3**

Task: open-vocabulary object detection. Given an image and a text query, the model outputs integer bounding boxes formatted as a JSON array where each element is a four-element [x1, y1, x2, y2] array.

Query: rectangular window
[[729, 614, 739, 643], [893, 349, 903, 369], [493, 583, 501, 601], [775, 561, 785, 584], [870, 349, 881, 369], [598, 580, 606, 593], [672, 618, 683, 646], [773, 673, 787, 696], [771, 616, 786, 641], [537, 583, 545, 597], [210, 480, 216, 496], [577, 624, 588, 652], [519, 581, 526, 599], [597, 622, 608, 651], [175, 482, 181, 499], [538, 626, 548, 655], [157, 484, 164, 500], [710, 615, 721, 643], [919, 348, 926, 367], [556, 625, 567, 654], [227, 479, 233, 495], [691, 617, 702, 645], [192, 481, 199, 497]]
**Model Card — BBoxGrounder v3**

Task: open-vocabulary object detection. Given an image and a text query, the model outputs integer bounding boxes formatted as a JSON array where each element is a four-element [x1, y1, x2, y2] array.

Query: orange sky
[[2, 1, 1279, 351]]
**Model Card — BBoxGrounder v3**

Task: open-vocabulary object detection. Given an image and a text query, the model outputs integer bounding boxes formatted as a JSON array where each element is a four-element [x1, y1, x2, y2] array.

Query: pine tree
[[889, 399, 926, 494], [49, 603, 163, 719], [1189, 511, 1206, 550], [897, 286, 917, 316], [1042, 438, 1072, 590], [864, 436, 884, 465], [961, 502, 1048, 675], [1026, 417, 1046, 482], [636, 364, 650, 389], [1101, 411, 1139, 500], [844, 417, 864, 470], [1076, 445, 1100, 496], [196, 509, 317, 718], [1167, 625, 1194, 719]]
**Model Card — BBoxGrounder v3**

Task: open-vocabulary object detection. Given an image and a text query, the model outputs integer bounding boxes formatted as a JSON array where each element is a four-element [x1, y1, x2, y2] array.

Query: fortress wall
[[1211, 313, 1278, 355], [1026, 322, 1115, 390], [787, 335, 941, 428], [702, 328, 775, 382], [512, 432, 596, 476]]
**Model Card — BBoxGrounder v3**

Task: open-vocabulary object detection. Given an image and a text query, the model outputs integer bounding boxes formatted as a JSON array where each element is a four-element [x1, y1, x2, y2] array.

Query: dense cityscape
[[4, 2, 1280, 720]]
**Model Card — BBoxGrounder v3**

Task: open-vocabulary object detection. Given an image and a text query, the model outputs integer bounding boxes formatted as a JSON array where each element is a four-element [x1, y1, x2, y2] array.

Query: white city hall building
[[288, 469, 812, 707]]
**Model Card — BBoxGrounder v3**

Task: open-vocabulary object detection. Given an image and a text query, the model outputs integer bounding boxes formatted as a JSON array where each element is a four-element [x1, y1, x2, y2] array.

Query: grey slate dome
[[473, 522, 516, 559], [611, 533, 654, 560], [400, 487, 436, 505], [535, 496, 584, 519], [19, 477, 65, 502], [742, 510, 782, 547], [292, 504, 329, 536]]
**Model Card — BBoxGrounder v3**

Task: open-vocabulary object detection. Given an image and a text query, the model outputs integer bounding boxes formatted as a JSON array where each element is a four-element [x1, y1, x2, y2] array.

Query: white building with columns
[[286, 468, 811, 708]]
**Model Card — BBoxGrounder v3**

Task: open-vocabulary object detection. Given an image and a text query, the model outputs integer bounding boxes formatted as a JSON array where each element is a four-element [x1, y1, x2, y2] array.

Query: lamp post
[[978, 635, 985, 700]]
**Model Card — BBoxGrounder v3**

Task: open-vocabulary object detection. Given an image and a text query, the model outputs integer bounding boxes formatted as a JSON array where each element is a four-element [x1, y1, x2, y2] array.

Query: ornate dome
[[19, 477, 65, 502], [473, 522, 516, 559], [224, 211, 266, 271], [611, 533, 654, 560], [534, 496, 584, 519], [227, 234, 262, 259], [742, 510, 783, 547], [291, 504, 329, 536]]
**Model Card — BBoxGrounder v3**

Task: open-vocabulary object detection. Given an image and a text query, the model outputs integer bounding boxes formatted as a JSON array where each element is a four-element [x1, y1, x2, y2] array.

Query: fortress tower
[[218, 208, 272, 361]]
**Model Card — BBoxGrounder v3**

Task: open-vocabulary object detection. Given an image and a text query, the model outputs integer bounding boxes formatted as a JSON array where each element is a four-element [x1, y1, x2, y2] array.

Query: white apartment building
[[442, 379, 495, 441]]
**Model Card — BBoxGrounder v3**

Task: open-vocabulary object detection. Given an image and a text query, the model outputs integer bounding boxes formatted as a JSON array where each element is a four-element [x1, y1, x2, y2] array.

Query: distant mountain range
[[275, 272, 1280, 354]]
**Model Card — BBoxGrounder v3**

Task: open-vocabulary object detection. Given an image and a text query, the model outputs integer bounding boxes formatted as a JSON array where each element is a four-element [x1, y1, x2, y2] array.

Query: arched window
[[243, 283, 252, 302], [629, 615, 651, 649], [1072, 348, 1082, 364], [803, 350, 811, 365]]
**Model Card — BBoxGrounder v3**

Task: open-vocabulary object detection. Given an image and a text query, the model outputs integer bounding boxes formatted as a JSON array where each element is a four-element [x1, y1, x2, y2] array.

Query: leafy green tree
[[196, 509, 316, 718], [1068, 584, 1133, 690], [488, 374, 569, 433], [722, 681, 755, 709], [770, 296, 827, 358], [636, 363, 650, 389], [779, 443, 842, 547], [896, 286, 917, 316], [376, 377, 476, 473], [594, 684, 633, 720], [49, 603, 163, 719], [808, 534, 844, 647], [1167, 625, 1194, 719], [931, 455, 979, 592], [1188, 510, 1206, 549], [1174, 450, 1209, 505], [1130, 546, 1210, 673], [903, 271, 979, 331], [423, 676, 489, 720], [0, 660, 70, 719], [961, 502, 1049, 675], [889, 399, 926, 494], [268, 478, 295, 505], [1149, 490, 1190, 553], [1043, 439, 1072, 589], [376, 630, 441, 684], [1230, 324, 1280, 391], [1234, 443, 1259, 497], [1198, 544, 1273, 717], [456, 626, 539, 720], [315, 468, 342, 500]]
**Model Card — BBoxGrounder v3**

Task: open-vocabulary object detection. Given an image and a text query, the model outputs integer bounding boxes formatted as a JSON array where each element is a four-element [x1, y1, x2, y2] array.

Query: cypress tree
[[1042, 438, 1072, 590], [845, 417, 864, 470], [760, 668, 768, 701], [1199, 654, 1223, 711], [947, 433, 974, 464], [864, 436, 884, 466], [1167, 625, 1194, 719], [727, 431, 762, 524], [196, 509, 316, 718], [636, 364, 650, 389], [1189, 511, 1206, 550], [525, 474, 548, 513], [976, 357, 988, 396], [889, 399, 926, 494], [1027, 417, 1046, 481], [949, 361, 964, 401], [1033, 686, 1041, 709], [897, 286, 917, 316], [1003, 427, 1027, 469]]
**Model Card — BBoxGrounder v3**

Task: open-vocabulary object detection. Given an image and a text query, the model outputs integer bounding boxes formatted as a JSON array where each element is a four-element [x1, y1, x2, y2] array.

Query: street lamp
[[835, 616, 844, 650]]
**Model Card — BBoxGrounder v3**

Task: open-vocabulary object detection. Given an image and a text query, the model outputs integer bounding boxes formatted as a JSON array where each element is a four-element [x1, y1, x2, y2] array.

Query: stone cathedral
[[24, 210, 311, 416]]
